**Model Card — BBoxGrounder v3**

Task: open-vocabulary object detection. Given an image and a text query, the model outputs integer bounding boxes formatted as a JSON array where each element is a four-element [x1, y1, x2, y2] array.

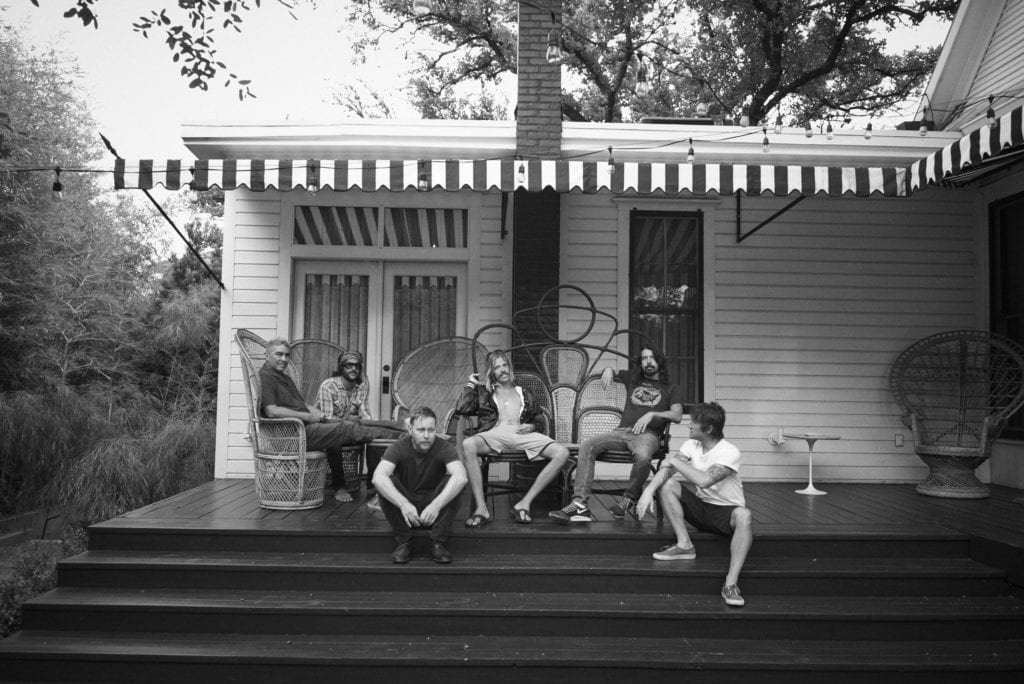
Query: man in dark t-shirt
[[550, 346, 683, 524], [372, 406, 467, 564]]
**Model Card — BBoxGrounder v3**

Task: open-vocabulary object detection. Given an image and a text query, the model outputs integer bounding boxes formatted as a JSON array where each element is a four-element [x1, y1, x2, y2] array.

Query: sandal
[[464, 513, 492, 528], [510, 507, 532, 524]]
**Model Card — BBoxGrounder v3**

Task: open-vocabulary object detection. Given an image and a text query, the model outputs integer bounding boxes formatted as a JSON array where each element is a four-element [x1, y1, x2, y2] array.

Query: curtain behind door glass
[[303, 274, 369, 353], [392, 276, 457, 364]]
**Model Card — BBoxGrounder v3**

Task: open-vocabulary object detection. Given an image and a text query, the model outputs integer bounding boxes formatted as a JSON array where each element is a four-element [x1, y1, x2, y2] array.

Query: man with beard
[[259, 339, 404, 503], [549, 346, 683, 523], [315, 351, 406, 503], [372, 406, 467, 564], [456, 351, 571, 526]]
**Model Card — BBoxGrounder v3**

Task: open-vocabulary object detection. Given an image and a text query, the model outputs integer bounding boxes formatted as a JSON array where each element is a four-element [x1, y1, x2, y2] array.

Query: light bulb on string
[[546, 27, 564, 65], [739, 106, 750, 128], [919, 107, 930, 136], [804, 119, 813, 138], [686, 138, 695, 163], [635, 59, 651, 97], [51, 166, 63, 201], [306, 163, 319, 194], [774, 114, 783, 135], [826, 119, 834, 141], [864, 121, 873, 140], [412, 0, 434, 16], [762, 127, 769, 153], [418, 161, 428, 191], [986, 95, 997, 129], [606, 146, 615, 175], [516, 162, 526, 185]]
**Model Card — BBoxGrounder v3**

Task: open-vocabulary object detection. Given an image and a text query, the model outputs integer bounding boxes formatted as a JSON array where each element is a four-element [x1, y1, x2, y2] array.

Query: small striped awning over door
[[113, 158, 910, 197], [907, 104, 1024, 190]]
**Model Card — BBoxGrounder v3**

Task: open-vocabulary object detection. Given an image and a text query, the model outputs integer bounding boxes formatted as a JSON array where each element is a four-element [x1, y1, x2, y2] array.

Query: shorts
[[675, 480, 737, 536], [474, 425, 556, 460]]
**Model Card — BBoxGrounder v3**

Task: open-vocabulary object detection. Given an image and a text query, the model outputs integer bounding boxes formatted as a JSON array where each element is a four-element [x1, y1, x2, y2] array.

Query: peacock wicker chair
[[234, 329, 329, 510], [289, 338, 347, 405], [392, 336, 490, 426], [889, 329, 1024, 499]]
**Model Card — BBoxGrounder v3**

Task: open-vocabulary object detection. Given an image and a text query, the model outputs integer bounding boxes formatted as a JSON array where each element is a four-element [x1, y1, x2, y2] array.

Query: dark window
[[989, 191, 1024, 439], [628, 210, 702, 405]]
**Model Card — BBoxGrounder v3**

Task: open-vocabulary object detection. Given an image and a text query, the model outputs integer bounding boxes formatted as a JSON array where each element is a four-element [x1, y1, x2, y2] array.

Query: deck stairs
[[2, 494, 1024, 682]]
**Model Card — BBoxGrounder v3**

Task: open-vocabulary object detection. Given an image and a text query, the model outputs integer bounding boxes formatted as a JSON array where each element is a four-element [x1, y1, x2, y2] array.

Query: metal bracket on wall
[[735, 192, 808, 243]]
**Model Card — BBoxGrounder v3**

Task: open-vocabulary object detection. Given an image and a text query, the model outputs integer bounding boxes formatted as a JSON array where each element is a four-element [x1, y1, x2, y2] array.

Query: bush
[[0, 527, 87, 639]]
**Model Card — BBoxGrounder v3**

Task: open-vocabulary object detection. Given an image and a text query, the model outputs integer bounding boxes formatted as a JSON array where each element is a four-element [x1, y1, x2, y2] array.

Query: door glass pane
[[392, 276, 458, 364], [303, 273, 369, 352], [629, 212, 701, 404]]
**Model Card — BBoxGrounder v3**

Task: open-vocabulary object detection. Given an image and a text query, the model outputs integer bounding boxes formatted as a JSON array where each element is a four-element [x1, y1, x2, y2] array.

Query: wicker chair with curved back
[[289, 338, 347, 405], [889, 329, 1024, 499], [235, 329, 329, 510], [392, 336, 490, 424]]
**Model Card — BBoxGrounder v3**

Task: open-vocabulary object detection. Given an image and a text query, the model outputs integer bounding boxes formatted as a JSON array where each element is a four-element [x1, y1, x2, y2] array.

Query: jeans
[[306, 421, 403, 490], [572, 427, 661, 503], [379, 474, 462, 543]]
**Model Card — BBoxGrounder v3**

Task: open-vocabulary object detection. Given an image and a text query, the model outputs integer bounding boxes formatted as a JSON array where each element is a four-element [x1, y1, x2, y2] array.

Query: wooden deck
[[119, 478, 1024, 551]]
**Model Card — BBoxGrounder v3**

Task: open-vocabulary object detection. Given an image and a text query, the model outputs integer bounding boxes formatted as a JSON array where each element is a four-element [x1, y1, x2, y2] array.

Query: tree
[[29, 0, 304, 100], [346, 0, 959, 123]]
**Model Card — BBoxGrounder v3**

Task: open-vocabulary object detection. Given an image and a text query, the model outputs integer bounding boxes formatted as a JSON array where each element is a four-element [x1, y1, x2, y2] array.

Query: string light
[[774, 114, 783, 136], [826, 119, 834, 141], [516, 162, 526, 185], [606, 146, 615, 175], [635, 56, 651, 97], [51, 166, 63, 200], [739, 106, 750, 128], [686, 138, 694, 163], [761, 127, 769, 153], [306, 163, 318, 194], [919, 107, 931, 136], [546, 27, 563, 65], [418, 160, 428, 191], [987, 95, 997, 128], [412, 0, 434, 16], [864, 121, 873, 140], [804, 119, 813, 138]]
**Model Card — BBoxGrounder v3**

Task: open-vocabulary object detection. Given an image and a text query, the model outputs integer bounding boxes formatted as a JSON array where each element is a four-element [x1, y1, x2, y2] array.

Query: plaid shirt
[[315, 376, 373, 420]]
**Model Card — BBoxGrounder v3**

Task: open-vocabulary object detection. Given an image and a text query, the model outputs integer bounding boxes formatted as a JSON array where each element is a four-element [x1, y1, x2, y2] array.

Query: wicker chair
[[889, 329, 1024, 499], [235, 329, 329, 510], [289, 338, 347, 404]]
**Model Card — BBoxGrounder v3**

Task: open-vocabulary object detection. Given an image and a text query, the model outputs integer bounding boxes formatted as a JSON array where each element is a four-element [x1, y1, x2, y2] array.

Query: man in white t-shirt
[[637, 401, 753, 607]]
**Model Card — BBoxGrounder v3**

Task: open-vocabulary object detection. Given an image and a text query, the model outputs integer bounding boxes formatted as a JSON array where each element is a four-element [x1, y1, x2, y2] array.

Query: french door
[[293, 260, 467, 419]]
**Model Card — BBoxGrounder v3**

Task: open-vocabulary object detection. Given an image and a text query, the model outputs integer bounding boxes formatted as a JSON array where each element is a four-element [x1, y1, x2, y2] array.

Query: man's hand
[[636, 486, 657, 519], [467, 373, 482, 387], [307, 408, 325, 424], [400, 502, 421, 527], [419, 501, 441, 526], [632, 411, 656, 434], [515, 424, 535, 434]]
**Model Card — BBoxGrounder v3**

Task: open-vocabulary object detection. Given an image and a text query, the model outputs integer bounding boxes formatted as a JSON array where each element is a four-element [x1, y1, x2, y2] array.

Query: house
[[116, 0, 1024, 490]]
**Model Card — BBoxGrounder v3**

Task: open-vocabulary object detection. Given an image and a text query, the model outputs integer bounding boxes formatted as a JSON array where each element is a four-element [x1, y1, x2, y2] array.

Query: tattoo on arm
[[703, 464, 732, 487]]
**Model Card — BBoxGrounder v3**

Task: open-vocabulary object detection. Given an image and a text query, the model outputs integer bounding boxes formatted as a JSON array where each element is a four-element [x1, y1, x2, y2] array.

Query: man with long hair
[[550, 345, 683, 523], [637, 401, 753, 607], [456, 350, 571, 526]]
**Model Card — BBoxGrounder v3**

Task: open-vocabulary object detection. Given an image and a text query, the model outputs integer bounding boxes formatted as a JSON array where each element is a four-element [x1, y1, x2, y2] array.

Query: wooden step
[[3, 631, 1023, 683], [86, 516, 972, 558], [56, 550, 1010, 596], [23, 586, 1024, 641]]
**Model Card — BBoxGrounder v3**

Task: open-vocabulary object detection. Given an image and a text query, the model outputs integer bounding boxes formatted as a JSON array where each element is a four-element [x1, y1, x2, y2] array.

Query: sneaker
[[652, 544, 697, 561], [430, 542, 452, 564], [610, 496, 637, 519], [391, 540, 412, 564], [721, 584, 745, 607], [548, 500, 595, 524], [366, 494, 382, 512]]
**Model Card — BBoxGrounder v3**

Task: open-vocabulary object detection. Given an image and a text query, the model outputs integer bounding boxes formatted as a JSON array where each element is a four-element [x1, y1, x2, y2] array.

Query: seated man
[[372, 406, 467, 564], [456, 351, 570, 526], [259, 338, 404, 503], [636, 401, 753, 607], [315, 350, 406, 506], [550, 345, 682, 523]]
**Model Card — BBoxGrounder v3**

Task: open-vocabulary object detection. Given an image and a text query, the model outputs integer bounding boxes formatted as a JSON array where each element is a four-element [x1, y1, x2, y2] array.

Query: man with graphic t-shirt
[[636, 401, 753, 607], [549, 346, 683, 524]]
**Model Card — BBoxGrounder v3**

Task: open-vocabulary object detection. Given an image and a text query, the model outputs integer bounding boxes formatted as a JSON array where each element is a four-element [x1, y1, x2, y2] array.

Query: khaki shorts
[[474, 425, 556, 460]]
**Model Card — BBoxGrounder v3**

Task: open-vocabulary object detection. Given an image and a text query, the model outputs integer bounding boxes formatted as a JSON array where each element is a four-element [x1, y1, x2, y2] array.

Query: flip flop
[[510, 507, 532, 524], [464, 513, 492, 528]]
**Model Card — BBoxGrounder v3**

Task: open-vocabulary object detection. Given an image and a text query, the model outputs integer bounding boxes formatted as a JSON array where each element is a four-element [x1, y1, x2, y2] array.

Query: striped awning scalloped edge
[[112, 104, 1022, 198]]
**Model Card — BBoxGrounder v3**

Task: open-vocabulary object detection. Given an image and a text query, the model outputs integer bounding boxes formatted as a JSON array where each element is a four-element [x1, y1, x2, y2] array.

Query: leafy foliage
[[346, 0, 958, 123], [0, 530, 87, 639]]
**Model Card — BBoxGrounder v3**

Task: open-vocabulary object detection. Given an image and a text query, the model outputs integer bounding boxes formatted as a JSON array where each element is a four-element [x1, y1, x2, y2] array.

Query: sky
[[3, 1, 952, 162]]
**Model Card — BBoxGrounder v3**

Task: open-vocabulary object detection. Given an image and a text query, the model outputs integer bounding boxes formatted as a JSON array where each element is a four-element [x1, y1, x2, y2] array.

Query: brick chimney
[[516, 0, 563, 157], [513, 1, 562, 369]]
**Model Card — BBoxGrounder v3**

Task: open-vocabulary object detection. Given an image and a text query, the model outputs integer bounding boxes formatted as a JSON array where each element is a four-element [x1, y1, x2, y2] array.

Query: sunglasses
[[342, 362, 362, 369]]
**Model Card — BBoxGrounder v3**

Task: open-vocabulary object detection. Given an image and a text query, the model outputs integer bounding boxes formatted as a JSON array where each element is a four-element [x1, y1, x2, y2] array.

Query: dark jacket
[[455, 383, 545, 436]]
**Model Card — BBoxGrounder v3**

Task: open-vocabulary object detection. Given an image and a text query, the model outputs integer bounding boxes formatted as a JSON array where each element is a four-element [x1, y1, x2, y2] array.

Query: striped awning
[[113, 157, 910, 197], [907, 104, 1024, 190]]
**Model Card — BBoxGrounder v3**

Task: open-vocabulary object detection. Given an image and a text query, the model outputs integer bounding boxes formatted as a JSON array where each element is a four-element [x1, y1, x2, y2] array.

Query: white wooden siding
[[215, 189, 508, 478], [562, 187, 983, 483]]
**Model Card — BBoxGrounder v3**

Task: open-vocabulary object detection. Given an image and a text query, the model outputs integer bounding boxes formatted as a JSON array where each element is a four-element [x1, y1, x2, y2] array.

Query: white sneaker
[[652, 544, 696, 560]]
